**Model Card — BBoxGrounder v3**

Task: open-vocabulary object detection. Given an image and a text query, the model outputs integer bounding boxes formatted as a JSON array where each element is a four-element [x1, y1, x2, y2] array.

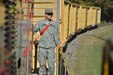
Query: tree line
[[69, 0, 113, 22]]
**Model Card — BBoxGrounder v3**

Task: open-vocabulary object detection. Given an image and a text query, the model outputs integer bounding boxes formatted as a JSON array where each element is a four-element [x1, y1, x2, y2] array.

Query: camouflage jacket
[[33, 19, 60, 48]]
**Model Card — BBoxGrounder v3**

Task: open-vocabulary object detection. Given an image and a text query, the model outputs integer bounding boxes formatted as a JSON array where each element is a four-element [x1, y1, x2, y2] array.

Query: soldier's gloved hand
[[34, 38, 39, 45], [57, 45, 61, 49], [57, 44, 62, 50]]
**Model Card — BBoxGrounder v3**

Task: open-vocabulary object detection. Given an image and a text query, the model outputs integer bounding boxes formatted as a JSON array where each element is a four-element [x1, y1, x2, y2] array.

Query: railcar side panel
[[69, 5, 76, 34], [62, 4, 69, 42], [97, 9, 101, 24], [87, 8, 92, 26], [92, 8, 97, 25]]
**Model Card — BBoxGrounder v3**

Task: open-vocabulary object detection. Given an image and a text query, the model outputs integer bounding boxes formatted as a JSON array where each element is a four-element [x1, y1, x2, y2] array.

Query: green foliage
[[94, 0, 113, 22], [70, 0, 83, 4], [0, 0, 3, 5], [69, 0, 113, 22]]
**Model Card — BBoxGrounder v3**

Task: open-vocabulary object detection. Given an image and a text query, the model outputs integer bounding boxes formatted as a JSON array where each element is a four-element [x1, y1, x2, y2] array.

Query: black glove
[[34, 39, 39, 45]]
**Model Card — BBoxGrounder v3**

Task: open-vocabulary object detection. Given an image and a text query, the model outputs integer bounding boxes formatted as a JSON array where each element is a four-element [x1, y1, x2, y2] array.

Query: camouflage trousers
[[38, 47, 55, 75]]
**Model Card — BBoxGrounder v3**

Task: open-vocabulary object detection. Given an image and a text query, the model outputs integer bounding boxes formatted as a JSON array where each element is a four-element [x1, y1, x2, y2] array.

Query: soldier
[[33, 8, 61, 75]]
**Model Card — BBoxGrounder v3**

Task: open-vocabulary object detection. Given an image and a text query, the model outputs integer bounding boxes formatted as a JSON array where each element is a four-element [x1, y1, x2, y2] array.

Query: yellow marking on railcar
[[103, 62, 108, 75]]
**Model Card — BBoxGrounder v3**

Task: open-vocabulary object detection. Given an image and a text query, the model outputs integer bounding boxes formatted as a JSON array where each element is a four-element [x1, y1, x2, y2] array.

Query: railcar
[[0, 0, 101, 75]]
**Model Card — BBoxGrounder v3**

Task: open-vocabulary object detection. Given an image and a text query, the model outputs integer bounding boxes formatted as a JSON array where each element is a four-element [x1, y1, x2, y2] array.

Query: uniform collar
[[43, 19, 54, 25]]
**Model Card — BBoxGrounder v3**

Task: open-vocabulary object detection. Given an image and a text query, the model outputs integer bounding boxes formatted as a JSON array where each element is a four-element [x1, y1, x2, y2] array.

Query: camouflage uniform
[[34, 19, 60, 75]]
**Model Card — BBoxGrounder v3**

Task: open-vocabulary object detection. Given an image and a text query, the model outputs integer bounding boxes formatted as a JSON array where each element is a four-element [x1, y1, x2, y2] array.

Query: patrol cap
[[45, 8, 53, 14]]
